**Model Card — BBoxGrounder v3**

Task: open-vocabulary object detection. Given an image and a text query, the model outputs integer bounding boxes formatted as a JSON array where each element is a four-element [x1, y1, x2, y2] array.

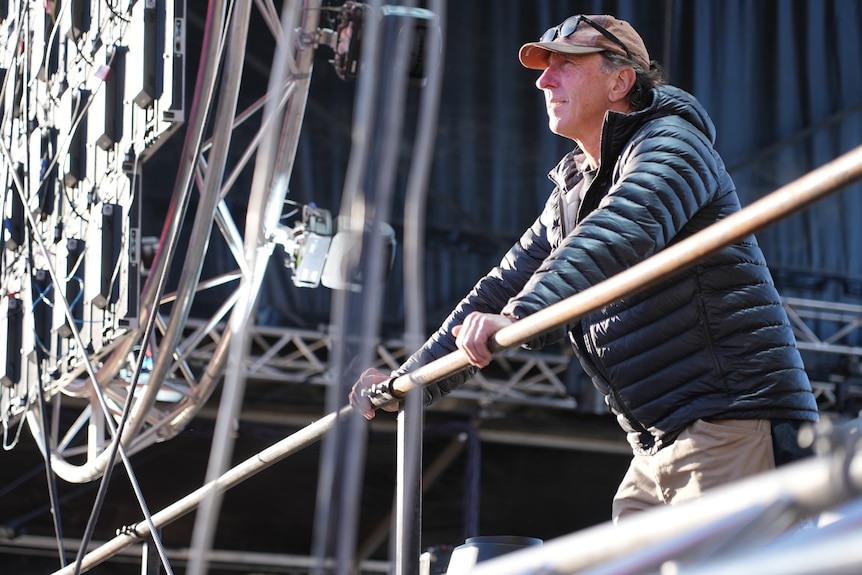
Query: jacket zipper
[[562, 171, 648, 435], [696, 293, 725, 380], [581, 325, 648, 434], [557, 193, 568, 238]]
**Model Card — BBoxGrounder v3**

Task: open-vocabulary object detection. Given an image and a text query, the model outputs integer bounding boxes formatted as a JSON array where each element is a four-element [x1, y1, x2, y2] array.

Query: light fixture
[[272, 204, 396, 290]]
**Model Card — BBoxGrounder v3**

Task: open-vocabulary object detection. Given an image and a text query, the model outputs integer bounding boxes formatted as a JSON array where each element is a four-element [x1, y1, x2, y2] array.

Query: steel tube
[[184, 2, 257, 572], [389, 143, 862, 396], [50, 407, 351, 575], [465, 450, 862, 575], [52, 143, 862, 574]]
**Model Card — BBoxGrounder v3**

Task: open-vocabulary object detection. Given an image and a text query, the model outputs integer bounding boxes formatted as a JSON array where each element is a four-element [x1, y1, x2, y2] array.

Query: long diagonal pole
[[388, 144, 862, 397], [51, 144, 862, 575]]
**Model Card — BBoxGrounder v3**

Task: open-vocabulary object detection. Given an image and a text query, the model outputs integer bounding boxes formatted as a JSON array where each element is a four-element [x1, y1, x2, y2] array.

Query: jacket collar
[[548, 147, 587, 192]]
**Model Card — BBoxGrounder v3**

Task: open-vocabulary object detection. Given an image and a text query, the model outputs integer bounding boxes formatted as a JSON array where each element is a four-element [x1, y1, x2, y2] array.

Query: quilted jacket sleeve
[[393, 192, 560, 405]]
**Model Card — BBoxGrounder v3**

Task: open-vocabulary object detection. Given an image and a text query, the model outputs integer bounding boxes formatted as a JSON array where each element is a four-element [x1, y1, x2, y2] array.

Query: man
[[350, 14, 819, 521]]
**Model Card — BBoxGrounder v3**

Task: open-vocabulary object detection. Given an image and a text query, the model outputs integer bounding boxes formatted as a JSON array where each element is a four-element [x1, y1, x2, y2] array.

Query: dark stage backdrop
[[147, 0, 862, 342]]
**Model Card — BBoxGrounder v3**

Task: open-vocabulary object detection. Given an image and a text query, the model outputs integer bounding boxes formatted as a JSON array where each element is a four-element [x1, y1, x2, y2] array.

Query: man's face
[[535, 52, 615, 141]]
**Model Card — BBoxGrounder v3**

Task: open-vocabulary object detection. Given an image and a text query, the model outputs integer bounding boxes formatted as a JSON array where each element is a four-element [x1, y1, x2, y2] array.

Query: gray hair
[[601, 52, 666, 111]]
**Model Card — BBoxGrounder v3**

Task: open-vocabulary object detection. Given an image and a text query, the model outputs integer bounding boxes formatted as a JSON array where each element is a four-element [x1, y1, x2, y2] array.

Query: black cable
[[35, 366, 68, 568], [28, 232, 67, 568], [70, 332, 174, 575], [105, 0, 132, 23]]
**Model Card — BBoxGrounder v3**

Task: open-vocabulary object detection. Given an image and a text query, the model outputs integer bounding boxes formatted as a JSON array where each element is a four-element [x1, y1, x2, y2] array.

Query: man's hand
[[348, 367, 401, 420], [453, 312, 514, 368]]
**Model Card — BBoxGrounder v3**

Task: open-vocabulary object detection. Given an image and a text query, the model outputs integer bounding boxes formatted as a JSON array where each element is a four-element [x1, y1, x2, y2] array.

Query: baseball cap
[[519, 14, 650, 71]]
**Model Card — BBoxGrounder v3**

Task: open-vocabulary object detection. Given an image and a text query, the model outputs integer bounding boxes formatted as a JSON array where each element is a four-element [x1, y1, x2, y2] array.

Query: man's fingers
[[350, 368, 390, 419], [454, 312, 514, 368], [456, 314, 493, 367], [348, 387, 376, 420]]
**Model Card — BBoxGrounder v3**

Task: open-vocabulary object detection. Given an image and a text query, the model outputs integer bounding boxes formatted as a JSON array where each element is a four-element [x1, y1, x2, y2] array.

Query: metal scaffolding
[[1, 0, 862, 573]]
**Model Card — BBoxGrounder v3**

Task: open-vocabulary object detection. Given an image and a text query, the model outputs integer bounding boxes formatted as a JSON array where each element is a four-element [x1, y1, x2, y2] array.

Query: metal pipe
[[50, 406, 350, 575], [134, 0, 244, 442], [184, 1, 255, 572], [464, 449, 862, 575], [12, 533, 390, 572], [51, 143, 862, 574], [398, 1, 446, 572], [312, 0, 392, 571], [388, 143, 862, 397], [185, 0, 324, 569], [357, 432, 469, 562]]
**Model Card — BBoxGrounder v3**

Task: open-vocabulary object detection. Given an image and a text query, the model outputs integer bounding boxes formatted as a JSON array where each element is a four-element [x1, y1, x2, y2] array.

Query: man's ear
[[609, 66, 636, 104]]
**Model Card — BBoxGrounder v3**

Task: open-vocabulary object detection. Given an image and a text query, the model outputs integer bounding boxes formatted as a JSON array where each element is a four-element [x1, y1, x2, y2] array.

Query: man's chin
[[548, 122, 569, 138]]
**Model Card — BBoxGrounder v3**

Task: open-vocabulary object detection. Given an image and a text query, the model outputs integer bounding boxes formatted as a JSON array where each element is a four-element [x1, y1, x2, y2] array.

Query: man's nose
[[536, 67, 554, 90]]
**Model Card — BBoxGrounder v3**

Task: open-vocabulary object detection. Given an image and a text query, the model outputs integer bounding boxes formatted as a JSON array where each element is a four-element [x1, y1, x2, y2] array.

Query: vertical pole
[[394, 388, 424, 575], [396, 0, 445, 571], [141, 531, 162, 575]]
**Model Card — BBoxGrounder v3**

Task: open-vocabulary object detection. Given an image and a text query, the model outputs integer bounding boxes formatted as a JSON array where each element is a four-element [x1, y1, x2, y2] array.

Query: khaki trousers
[[612, 418, 775, 522]]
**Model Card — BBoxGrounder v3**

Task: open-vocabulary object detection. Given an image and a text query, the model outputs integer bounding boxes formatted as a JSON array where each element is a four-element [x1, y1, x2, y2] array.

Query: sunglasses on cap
[[540, 14, 634, 62]]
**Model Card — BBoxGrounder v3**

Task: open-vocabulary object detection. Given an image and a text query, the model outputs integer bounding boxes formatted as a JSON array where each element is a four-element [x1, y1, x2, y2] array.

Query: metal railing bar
[[51, 143, 862, 574]]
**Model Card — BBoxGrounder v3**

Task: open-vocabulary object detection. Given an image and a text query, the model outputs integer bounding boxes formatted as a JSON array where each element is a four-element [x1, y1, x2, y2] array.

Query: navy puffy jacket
[[395, 85, 819, 454]]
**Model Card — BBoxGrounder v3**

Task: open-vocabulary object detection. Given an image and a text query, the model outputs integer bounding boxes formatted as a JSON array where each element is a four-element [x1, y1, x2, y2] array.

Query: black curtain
[[250, 0, 862, 338]]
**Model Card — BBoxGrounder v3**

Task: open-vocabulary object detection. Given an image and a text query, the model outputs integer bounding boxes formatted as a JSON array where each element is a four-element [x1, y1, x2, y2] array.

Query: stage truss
[[0, 0, 331, 485], [0, 1, 861, 573], [0, 0, 860, 488]]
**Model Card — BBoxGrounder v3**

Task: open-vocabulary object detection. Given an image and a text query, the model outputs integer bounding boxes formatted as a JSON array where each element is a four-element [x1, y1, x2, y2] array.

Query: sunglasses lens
[[536, 15, 635, 62], [539, 15, 582, 42], [558, 15, 582, 38]]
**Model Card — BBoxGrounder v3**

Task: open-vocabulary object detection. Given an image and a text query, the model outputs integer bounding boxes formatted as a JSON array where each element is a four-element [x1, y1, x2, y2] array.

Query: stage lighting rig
[[273, 203, 335, 289], [272, 202, 396, 291], [1, 0, 185, 432], [318, 0, 436, 81]]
